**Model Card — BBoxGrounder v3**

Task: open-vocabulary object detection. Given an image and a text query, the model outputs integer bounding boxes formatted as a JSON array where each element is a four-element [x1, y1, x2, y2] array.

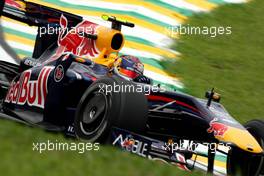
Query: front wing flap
[[111, 128, 192, 171]]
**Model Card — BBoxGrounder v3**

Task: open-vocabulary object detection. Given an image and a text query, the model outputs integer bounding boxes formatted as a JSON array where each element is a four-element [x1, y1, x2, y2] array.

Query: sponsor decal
[[112, 134, 148, 157], [46, 15, 99, 64], [67, 126, 75, 133], [24, 58, 41, 67], [5, 67, 53, 108], [112, 130, 191, 171], [54, 65, 64, 82], [122, 138, 135, 148], [175, 153, 190, 171], [207, 118, 228, 137]]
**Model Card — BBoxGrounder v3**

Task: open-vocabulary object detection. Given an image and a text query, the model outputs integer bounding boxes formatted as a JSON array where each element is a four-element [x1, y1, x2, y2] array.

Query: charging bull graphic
[[207, 118, 228, 137], [47, 15, 99, 64]]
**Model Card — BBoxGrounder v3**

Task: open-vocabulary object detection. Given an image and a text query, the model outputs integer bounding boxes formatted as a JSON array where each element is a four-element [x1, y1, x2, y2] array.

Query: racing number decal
[[5, 67, 53, 108]]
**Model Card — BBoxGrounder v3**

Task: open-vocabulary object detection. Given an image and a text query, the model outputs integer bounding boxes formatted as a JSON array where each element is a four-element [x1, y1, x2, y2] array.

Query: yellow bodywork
[[92, 26, 124, 68], [217, 126, 263, 154]]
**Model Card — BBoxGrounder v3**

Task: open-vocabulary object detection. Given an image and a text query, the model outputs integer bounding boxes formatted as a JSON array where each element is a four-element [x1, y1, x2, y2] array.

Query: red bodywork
[[6, 0, 23, 9]]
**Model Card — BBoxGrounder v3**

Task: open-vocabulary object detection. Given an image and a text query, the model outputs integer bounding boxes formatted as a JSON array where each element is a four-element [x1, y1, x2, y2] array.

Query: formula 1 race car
[[0, 1, 263, 176]]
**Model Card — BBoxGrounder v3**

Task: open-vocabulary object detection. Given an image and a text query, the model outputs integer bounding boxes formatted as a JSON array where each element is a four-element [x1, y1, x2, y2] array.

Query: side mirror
[[205, 88, 221, 106]]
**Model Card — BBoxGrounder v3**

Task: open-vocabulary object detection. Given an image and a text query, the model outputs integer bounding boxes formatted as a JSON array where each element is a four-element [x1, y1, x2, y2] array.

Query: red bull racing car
[[0, 1, 263, 176]]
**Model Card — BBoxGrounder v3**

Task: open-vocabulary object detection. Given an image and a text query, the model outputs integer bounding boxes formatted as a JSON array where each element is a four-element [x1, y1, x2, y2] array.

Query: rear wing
[[0, 0, 83, 58]]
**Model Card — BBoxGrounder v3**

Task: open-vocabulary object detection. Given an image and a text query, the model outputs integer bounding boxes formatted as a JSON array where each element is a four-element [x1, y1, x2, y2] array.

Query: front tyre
[[74, 76, 148, 142], [227, 119, 264, 176]]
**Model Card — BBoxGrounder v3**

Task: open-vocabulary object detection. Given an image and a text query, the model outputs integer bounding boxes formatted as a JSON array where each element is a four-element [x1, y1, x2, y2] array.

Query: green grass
[[162, 0, 264, 123], [0, 119, 203, 176]]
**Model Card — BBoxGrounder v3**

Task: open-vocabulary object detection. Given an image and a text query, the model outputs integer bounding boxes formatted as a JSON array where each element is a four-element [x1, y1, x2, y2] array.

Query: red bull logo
[[112, 134, 148, 157], [5, 67, 53, 108], [47, 15, 99, 63], [122, 139, 135, 148], [207, 118, 228, 137]]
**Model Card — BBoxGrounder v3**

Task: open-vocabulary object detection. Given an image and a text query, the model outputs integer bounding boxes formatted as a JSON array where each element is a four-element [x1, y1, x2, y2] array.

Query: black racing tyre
[[74, 76, 148, 142], [227, 120, 264, 176]]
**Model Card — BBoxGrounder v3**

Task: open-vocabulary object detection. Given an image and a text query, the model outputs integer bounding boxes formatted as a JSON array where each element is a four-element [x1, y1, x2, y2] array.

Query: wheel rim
[[80, 91, 108, 136]]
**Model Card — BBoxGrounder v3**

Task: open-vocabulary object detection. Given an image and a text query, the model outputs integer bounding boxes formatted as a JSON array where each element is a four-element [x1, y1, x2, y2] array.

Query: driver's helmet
[[116, 55, 144, 79]]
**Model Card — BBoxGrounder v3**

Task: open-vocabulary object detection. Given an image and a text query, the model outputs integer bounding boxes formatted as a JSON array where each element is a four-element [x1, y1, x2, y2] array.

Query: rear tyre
[[74, 76, 148, 142], [227, 119, 264, 176]]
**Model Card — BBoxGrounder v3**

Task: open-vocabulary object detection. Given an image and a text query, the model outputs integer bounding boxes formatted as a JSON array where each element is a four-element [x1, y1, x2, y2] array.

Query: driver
[[114, 55, 152, 84]]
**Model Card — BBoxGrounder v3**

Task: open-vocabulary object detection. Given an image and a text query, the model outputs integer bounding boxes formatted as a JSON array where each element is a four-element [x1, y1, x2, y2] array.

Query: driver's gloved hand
[[134, 75, 152, 84]]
